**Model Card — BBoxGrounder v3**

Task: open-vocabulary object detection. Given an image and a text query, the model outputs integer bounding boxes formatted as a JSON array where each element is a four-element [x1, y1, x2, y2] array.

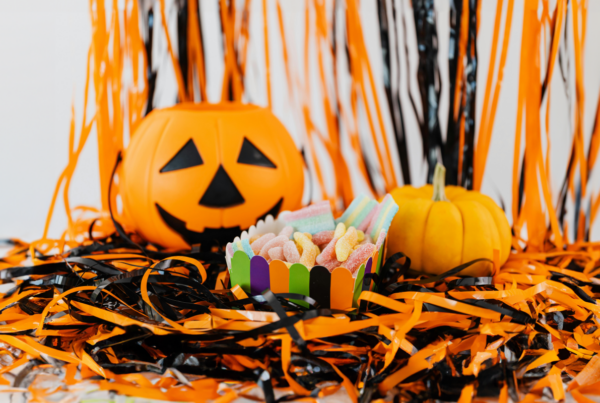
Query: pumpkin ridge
[[420, 201, 435, 272]]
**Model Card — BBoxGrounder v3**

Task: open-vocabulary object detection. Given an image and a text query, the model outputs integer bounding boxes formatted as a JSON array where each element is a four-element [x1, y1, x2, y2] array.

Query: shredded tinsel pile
[[0, 229, 599, 402]]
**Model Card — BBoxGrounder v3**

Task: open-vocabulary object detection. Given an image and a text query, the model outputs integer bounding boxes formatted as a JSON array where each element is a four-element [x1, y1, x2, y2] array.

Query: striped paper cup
[[226, 214, 386, 310]]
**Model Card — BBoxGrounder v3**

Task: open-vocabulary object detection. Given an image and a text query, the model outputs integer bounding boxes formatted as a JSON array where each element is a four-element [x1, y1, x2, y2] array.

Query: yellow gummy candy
[[334, 223, 346, 239], [294, 232, 317, 267], [304, 232, 312, 240], [335, 227, 358, 262], [357, 230, 365, 242], [249, 234, 261, 244]]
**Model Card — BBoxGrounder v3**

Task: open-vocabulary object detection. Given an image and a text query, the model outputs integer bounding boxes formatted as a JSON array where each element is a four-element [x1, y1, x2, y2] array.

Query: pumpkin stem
[[432, 163, 448, 202]]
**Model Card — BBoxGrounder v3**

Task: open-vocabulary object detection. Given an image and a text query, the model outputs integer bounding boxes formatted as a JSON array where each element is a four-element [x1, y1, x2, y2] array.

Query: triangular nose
[[199, 165, 245, 208]]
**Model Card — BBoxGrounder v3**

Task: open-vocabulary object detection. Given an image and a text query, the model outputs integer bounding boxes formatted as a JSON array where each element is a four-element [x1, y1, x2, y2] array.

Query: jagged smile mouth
[[155, 198, 283, 246]]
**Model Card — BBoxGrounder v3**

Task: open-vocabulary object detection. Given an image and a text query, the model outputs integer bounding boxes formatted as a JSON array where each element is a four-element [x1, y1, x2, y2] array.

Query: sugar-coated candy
[[357, 206, 377, 232], [359, 234, 373, 245], [268, 246, 284, 261], [295, 241, 303, 255], [232, 241, 242, 253], [278, 225, 294, 238], [375, 229, 387, 250], [367, 194, 399, 240], [241, 238, 255, 257], [321, 256, 342, 272], [251, 233, 276, 254], [334, 223, 346, 239], [312, 230, 334, 246], [259, 235, 288, 258], [249, 234, 262, 244], [344, 244, 376, 274], [313, 244, 320, 256], [294, 232, 317, 267], [283, 240, 300, 263], [335, 227, 358, 262], [304, 233, 312, 240], [316, 237, 337, 265], [335, 194, 378, 229], [357, 230, 365, 242], [281, 201, 336, 234], [365, 200, 384, 236]]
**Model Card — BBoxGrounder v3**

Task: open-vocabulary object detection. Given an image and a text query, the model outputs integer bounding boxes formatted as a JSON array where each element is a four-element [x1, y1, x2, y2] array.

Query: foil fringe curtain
[[36, 0, 599, 250]]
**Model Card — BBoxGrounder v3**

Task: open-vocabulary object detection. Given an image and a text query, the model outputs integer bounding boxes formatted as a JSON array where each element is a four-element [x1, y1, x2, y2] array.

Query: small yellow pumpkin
[[387, 164, 511, 276]]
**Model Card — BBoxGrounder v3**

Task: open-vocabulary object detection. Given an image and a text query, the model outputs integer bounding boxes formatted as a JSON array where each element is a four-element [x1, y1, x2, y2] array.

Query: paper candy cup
[[226, 215, 386, 310]]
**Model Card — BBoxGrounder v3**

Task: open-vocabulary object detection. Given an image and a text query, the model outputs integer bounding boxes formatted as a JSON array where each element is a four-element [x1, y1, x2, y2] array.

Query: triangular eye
[[160, 139, 203, 173], [237, 138, 276, 168]]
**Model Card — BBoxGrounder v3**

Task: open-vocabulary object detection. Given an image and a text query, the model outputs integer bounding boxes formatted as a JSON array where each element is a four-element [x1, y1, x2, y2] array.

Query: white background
[[0, 0, 599, 242]]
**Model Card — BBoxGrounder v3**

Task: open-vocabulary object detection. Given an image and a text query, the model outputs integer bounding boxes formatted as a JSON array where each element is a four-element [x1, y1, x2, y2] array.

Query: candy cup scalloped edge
[[226, 213, 289, 269]]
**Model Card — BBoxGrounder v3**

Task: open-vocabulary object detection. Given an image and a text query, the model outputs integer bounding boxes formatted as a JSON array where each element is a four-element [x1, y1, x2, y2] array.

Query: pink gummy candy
[[251, 233, 276, 254], [344, 244, 376, 274], [357, 207, 377, 232], [312, 230, 334, 246], [320, 256, 342, 272], [283, 240, 300, 263], [279, 225, 294, 238], [366, 195, 393, 236], [259, 235, 289, 258], [282, 200, 330, 221], [375, 229, 387, 250], [268, 246, 285, 261], [316, 237, 337, 265]]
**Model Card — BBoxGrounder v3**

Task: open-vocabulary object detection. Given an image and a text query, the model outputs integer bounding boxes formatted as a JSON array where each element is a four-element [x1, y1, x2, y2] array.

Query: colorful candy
[[316, 237, 337, 265], [366, 194, 399, 240], [278, 225, 294, 238], [335, 227, 358, 261], [312, 230, 334, 246], [259, 235, 288, 258], [344, 244, 376, 273], [280, 201, 335, 234], [335, 194, 378, 229], [268, 246, 284, 261], [232, 241, 242, 253], [357, 230, 365, 242], [228, 193, 396, 274], [360, 234, 373, 245], [294, 232, 317, 267], [334, 222, 346, 239], [320, 256, 342, 271], [375, 229, 387, 250], [357, 206, 377, 232], [283, 240, 301, 263], [251, 233, 276, 254], [241, 238, 255, 257]]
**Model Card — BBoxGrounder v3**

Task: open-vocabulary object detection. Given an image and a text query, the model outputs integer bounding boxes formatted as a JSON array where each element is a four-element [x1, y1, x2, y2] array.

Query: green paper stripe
[[230, 250, 251, 294], [353, 264, 366, 308], [289, 263, 310, 308]]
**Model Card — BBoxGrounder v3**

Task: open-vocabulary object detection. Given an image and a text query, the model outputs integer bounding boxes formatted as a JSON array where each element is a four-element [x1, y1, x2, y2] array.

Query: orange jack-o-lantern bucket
[[120, 102, 305, 250]]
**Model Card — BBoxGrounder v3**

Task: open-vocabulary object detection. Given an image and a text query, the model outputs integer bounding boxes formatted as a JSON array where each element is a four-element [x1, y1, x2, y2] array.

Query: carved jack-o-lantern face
[[121, 103, 305, 250]]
